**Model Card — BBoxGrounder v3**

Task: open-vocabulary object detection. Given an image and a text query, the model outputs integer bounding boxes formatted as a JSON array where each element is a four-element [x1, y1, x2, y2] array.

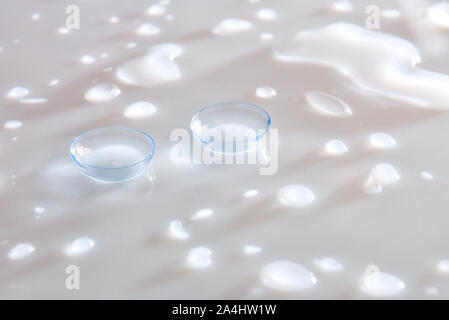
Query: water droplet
[[359, 271, 405, 297], [126, 42, 137, 49], [325, 139, 348, 155], [255, 86, 277, 98], [437, 259, 449, 273], [260, 33, 274, 40], [243, 245, 262, 255], [9, 243, 35, 260], [116, 43, 183, 87], [364, 163, 400, 194], [313, 257, 343, 272], [305, 91, 353, 117], [381, 9, 401, 18], [34, 206, 45, 214], [277, 185, 315, 207], [147, 4, 166, 16], [64, 237, 95, 256], [84, 83, 121, 102], [260, 261, 317, 291], [108, 16, 119, 24], [168, 220, 189, 240], [426, 286, 439, 296], [420, 171, 434, 181], [123, 101, 157, 119], [136, 23, 160, 36], [369, 132, 396, 149], [191, 208, 214, 220], [48, 79, 59, 86], [332, 0, 353, 12], [80, 55, 95, 64], [427, 2, 449, 29], [257, 8, 277, 20], [58, 27, 70, 34], [6, 86, 29, 99], [186, 247, 212, 269], [4, 120, 22, 129], [20, 98, 47, 104], [31, 13, 40, 20], [213, 19, 252, 35], [243, 189, 259, 198]]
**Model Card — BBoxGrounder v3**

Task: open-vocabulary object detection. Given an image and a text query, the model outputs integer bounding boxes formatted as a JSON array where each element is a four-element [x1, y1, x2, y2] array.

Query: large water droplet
[[275, 23, 449, 109], [260, 261, 317, 291], [116, 43, 183, 87]]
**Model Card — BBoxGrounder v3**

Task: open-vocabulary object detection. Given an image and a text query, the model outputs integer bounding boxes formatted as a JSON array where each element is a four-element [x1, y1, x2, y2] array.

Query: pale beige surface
[[1, 0, 449, 299]]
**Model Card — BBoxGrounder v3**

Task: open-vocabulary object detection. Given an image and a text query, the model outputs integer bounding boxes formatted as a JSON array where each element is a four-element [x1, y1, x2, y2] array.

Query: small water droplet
[[124, 101, 157, 119], [9, 243, 35, 260], [4, 120, 22, 129], [243, 245, 262, 255], [257, 8, 277, 20], [313, 257, 343, 272], [136, 23, 160, 36], [147, 4, 166, 16], [437, 259, 449, 273], [108, 16, 119, 24], [6, 86, 29, 99], [48, 79, 59, 86], [359, 271, 405, 297], [420, 171, 434, 181], [255, 86, 277, 98], [168, 220, 189, 240], [84, 83, 121, 102], [80, 55, 95, 64], [305, 91, 353, 118], [186, 247, 212, 269], [332, 0, 353, 12], [213, 19, 252, 35], [64, 237, 95, 256], [324, 139, 348, 155], [260, 261, 317, 291], [277, 185, 315, 207], [364, 163, 400, 194], [191, 208, 214, 220], [260, 33, 274, 40], [369, 132, 396, 149], [243, 189, 259, 198]]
